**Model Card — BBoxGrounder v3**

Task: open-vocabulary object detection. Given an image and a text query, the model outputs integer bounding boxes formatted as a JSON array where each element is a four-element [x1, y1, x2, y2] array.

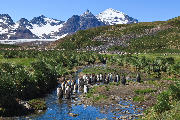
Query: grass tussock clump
[[86, 85, 109, 102], [142, 81, 180, 119], [28, 99, 47, 111], [135, 88, 157, 95]]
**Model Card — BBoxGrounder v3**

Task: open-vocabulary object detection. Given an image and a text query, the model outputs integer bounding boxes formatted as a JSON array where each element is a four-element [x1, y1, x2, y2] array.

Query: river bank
[[77, 79, 172, 119], [76, 64, 174, 119]]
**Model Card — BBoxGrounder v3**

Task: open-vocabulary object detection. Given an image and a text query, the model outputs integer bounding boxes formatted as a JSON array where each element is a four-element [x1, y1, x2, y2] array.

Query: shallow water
[[17, 64, 143, 120]]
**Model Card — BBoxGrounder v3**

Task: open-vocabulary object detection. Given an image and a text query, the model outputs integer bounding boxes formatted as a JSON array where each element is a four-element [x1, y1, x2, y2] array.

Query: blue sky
[[0, 0, 179, 22]]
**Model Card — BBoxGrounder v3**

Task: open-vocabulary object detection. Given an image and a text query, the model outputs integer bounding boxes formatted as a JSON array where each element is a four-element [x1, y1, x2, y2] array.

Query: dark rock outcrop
[[56, 10, 105, 36]]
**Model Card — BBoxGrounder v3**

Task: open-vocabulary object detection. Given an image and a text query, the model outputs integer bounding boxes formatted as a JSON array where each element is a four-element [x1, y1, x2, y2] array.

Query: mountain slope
[[0, 14, 65, 40], [52, 16, 180, 53], [29, 15, 64, 39], [0, 14, 37, 40], [56, 10, 105, 36]]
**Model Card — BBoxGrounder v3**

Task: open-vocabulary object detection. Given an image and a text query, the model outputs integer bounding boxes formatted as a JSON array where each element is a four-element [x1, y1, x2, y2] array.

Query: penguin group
[[57, 73, 141, 99], [57, 79, 78, 99]]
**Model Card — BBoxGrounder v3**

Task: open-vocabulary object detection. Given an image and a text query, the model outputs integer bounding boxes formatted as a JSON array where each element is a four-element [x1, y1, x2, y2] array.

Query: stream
[[17, 64, 143, 120]]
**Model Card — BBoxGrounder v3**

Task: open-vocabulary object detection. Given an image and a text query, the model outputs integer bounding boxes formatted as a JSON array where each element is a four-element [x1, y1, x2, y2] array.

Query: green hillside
[[53, 16, 180, 53], [0, 44, 19, 49]]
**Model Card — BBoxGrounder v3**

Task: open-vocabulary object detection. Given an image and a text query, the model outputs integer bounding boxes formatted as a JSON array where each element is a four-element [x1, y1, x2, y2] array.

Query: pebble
[[38, 110, 43, 113], [96, 118, 108, 120], [69, 113, 79, 117]]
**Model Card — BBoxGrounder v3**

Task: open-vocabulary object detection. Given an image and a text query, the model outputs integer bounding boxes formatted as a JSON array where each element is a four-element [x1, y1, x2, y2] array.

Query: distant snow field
[[30, 24, 63, 37], [0, 39, 57, 44]]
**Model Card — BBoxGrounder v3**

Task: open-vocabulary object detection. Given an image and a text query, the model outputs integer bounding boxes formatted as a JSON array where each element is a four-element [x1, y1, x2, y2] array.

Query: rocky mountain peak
[[18, 18, 30, 25], [81, 9, 95, 18], [39, 15, 46, 18], [30, 15, 47, 26], [30, 15, 64, 26], [0, 14, 14, 25], [17, 18, 32, 29]]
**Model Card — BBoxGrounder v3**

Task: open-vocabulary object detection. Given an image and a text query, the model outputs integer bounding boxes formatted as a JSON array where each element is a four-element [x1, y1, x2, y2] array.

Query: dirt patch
[[79, 80, 173, 110]]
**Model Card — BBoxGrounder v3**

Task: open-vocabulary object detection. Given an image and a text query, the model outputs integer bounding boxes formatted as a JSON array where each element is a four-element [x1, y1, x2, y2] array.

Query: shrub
[[31, 60, 58, 93], [28, 99, 47, 111], [169, 84, 180, 100], [154, 91, 170, 113]]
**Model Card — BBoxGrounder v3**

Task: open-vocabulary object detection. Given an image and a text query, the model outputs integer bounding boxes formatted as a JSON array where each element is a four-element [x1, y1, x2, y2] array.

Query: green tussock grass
[[135, 88, 157, 94], [82, 66, 116, 74], [55, 17, 180, 53], [0, 58, 36, 66], [133, 96, 145, 102], [0, 44, 19, 48], [93, 94, 108, 102], [28, 99, 47, 111]]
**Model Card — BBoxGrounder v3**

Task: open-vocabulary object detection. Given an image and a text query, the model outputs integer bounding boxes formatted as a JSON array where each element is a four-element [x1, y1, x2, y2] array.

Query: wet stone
[[69, 113, 79, 117]]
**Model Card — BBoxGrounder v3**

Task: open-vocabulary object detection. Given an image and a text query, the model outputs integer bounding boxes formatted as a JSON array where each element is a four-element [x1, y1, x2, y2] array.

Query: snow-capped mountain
[[0, 14, 15, 39], [0, 8, 138, 40], [97, 8, 138, 25], [0, 14, 14, 26], [0, 14, 65, 40], [29, 15, 64, 39]]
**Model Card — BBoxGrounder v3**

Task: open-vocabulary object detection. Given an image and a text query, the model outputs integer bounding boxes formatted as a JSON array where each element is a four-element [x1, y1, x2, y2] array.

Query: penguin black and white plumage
[[65, 86, 71, 99], [83, 75, 86, 81], [87, 75, 91, 84], [73, 84, 78, 93], [100, 74, 103, 82], [57, 87, 63, 99], [109, 73, 113, 82], [84, 85, 88, 93], [80, 78, 84, 87], [114, 74, 117, 82], [97, 74, 100, 82], [71, 80, 75, 90], [106, 75, 110, 84], [103, 73, 107, 84], [94, 74, 97, 84], [136, 73, 141, 83], [121, 75, 126, 85], [65, 83, 68, 90], [107, 74, 110, 82], [61, 82, 65, 91], [77, 78, 80, 85], [68, 80, 71, 86], [91, 74, 96, 85], [116, 74, 120, 83]]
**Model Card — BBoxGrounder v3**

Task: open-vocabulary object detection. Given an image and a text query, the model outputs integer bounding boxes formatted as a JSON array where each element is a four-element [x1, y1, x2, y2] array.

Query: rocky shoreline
[[75, 79, 172, 119]]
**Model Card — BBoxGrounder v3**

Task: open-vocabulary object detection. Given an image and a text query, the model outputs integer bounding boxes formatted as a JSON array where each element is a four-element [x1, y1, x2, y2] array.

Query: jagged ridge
[[0, 9, 138, 40]]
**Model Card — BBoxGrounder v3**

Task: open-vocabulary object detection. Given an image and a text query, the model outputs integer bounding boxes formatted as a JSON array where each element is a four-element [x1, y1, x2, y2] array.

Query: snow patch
[[0, 39, 57, 44], [30, 23, 63, 37], [12, 23, 20, 30], [44, 17, 61, 24], [0, 27, 8, 34], [0, 19, 3, 22], [55, 33, 68, 39]]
